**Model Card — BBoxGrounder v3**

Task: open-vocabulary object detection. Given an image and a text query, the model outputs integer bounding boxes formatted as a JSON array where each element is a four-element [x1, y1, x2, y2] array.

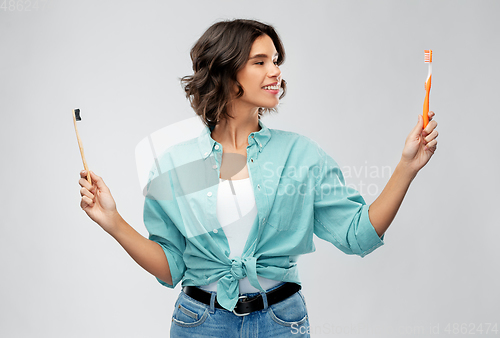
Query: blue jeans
[[170, 282, 310, 337]]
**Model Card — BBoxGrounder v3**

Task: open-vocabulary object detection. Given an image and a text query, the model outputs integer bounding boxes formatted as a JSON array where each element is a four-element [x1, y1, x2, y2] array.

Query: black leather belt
[[183, 282, 301, 316]]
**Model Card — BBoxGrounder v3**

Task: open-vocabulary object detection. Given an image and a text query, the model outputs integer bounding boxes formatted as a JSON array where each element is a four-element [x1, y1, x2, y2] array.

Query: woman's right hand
[[79, 170, 120, 233]]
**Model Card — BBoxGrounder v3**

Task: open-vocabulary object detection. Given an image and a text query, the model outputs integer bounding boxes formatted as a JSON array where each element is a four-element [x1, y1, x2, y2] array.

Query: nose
[[268, 63, 281, 81]]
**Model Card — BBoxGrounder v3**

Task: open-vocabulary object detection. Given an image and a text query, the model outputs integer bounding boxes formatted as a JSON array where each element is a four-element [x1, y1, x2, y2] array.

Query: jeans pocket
[[268, 291, 308, 327], [171, 292, 209, 328]]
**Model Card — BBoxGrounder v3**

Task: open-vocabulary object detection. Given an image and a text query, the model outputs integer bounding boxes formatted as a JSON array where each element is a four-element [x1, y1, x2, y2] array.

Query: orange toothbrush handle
[[423, 75, 432, 129]]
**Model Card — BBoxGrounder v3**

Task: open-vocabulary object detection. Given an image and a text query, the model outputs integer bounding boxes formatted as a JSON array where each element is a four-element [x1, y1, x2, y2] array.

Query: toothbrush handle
[[73, 111, 92, 185], [423, 75, 432, 129]]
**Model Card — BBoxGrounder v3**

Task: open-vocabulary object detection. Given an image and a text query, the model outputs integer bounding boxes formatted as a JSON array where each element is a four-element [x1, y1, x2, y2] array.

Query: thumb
[[410, 114, 424, 137], [89, 171, 108, 191]]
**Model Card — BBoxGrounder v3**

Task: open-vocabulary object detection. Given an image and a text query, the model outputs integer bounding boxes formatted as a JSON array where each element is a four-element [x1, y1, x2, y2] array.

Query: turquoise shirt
[[143, 119, 385, 311]]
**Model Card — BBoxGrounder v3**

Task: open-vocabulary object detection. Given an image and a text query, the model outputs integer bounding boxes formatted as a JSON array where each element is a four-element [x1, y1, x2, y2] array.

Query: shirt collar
[[197, 119, 272, 160]]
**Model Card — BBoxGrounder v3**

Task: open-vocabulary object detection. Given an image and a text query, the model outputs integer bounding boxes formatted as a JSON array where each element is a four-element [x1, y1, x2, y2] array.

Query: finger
[[80, 170, 93, 188], [423, 120, 438, 136], [79, 177, 92, 190], [81, 195, 94, 208], [80, 187, 95, 200], [424, 145, 436, 154], [424, 129, 439, 143], [428, 111, 435, 122], [425, 139, 438, 148]]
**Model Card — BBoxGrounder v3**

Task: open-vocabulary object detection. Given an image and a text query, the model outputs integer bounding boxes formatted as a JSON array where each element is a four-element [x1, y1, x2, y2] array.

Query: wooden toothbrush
[[72, 109, 92, 185]]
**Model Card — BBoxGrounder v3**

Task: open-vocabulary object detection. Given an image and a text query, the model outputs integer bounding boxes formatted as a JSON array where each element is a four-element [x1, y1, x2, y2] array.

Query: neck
[[211, 105, 261, 151]]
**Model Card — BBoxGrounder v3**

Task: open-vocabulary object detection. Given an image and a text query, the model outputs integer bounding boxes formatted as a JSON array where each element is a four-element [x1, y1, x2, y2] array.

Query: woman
[[78, 19, 438, 337]]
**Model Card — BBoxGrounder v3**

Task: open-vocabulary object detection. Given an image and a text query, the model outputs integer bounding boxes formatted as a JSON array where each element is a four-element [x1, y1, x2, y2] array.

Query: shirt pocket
[[267, 175, 307, 232]]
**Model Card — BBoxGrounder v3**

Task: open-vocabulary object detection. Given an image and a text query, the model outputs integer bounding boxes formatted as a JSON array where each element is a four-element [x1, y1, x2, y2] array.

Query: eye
[[255, 61, 264, 65]]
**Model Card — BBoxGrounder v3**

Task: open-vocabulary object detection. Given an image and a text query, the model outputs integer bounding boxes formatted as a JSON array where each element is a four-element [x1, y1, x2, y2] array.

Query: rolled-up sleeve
[[143, 192, 186, 288], [313, 147, 385, 257]]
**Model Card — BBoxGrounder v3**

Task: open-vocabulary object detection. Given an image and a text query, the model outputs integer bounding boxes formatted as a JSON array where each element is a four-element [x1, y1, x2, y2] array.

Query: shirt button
[[207, 192, 212, 197], [212, 165, 217, 169], [215, 145, 219, 150], [213, 229, 218, 233], [251, 135, 254, 138], [263, 217, 266, 222], [259, 144, 262, 147], [204, 152, 208, 156], [257, 184, 260, 190], [250, 158, 254, 162]]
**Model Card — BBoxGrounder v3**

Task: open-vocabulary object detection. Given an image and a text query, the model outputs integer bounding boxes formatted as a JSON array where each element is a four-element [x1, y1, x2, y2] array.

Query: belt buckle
[[232, 295, 251, 317]]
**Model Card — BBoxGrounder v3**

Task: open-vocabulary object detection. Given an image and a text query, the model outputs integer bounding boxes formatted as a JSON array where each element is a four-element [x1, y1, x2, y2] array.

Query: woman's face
[[233, 34, 282, 111]]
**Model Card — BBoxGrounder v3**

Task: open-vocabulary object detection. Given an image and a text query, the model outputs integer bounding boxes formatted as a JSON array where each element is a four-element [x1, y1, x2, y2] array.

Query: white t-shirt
[[198, 177, 281, 293]]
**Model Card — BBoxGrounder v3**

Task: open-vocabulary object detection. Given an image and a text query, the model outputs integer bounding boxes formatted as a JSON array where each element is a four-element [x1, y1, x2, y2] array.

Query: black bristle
[[74, 109, 81, 121]]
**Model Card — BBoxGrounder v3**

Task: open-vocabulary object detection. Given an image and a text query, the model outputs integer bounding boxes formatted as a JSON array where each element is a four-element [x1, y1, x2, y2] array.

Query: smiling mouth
[[262, 85, 279, 90]]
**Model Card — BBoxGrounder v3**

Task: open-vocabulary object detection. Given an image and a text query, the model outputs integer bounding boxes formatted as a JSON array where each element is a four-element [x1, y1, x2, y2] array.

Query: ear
[[231, 79, 244, 98]]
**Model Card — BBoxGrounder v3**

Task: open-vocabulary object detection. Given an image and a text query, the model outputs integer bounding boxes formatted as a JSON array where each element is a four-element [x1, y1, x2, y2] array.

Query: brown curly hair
[[180, 19, 287, 128]]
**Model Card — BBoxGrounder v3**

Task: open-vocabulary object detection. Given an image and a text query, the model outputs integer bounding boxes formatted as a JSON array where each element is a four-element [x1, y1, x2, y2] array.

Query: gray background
[[1, 0, 499, 337]]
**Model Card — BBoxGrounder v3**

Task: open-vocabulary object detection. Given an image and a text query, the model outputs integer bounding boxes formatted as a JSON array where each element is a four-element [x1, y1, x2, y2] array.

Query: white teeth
[[263, 85, 279, 90]]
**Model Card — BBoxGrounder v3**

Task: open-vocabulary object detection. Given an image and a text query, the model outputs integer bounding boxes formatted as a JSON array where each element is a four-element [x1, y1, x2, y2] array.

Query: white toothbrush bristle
[[424, 50, 433, 63]]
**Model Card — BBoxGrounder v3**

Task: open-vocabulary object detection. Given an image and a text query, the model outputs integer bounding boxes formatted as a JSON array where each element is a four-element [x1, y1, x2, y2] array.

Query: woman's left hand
[[400, 111, 438, 174]]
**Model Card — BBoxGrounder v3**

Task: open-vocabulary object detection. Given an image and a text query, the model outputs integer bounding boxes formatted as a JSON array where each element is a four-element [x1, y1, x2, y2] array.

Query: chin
[[260, 101, 280, 110], [259, 106, 277, 111]]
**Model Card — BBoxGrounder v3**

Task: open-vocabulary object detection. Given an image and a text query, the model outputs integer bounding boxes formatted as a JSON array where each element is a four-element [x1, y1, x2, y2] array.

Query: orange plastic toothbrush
[[423, 50, 433, 129], [73, 109, 92, 185]]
